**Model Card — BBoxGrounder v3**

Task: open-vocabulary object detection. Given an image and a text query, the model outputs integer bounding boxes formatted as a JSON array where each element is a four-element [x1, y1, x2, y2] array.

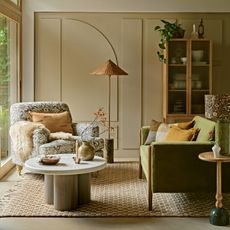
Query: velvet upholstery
[[139, 116, 230, 210]]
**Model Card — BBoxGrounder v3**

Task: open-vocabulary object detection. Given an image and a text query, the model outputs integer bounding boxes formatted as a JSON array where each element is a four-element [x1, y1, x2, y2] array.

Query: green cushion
[[193, 116, 215, 142]]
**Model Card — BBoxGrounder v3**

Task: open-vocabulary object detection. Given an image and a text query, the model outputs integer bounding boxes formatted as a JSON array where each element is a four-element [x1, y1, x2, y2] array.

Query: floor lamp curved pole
[[90, 59, 128, 163]]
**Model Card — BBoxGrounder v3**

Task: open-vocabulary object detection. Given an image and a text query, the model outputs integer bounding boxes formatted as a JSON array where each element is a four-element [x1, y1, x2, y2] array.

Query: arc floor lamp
[[91, 59, 128, 163]]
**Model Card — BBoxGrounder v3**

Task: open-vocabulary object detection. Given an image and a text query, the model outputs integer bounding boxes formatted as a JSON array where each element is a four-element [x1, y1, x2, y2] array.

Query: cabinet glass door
[[191, 40, 211, 115], [167, 40, 187, 115]]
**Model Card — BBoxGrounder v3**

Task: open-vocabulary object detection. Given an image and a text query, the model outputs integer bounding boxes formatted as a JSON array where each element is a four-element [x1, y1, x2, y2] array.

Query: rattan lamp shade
[[90, 59, 128, 76]]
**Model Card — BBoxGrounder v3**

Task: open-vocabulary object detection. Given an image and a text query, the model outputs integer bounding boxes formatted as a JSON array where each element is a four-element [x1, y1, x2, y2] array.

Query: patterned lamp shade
[[205, 94, 230, 122]]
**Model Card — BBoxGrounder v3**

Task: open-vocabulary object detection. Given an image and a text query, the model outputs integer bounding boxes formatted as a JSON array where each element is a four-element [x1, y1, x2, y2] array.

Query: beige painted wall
[[34, 12, 230, 159], [22, 1, 230, 159]]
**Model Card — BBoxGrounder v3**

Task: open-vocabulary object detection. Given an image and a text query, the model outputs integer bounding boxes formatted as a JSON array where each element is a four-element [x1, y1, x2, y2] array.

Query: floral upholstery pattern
[[39, 140, 76, 155], [10, 101, 104, 166]]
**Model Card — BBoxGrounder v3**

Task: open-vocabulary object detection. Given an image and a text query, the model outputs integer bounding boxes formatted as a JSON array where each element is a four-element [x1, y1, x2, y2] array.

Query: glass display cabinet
[[163, 39, 212, 122]]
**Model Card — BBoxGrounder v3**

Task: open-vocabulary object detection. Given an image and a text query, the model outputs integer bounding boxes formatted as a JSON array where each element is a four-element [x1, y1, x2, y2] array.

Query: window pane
[[0, 15, 19, 164], [9, 0, 20, 6]]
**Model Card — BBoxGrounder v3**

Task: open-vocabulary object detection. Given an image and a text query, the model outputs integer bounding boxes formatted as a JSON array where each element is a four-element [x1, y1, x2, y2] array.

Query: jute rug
[[0, 162, 229, 217]]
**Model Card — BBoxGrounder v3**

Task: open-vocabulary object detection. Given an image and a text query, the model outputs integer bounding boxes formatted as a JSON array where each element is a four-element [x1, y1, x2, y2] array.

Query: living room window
[[0, 0, 21, 177]]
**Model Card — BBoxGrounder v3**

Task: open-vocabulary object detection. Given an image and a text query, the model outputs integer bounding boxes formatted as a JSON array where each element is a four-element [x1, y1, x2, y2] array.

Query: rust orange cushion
[[165, 126, 199, 141], [28, 111, 73, 133]]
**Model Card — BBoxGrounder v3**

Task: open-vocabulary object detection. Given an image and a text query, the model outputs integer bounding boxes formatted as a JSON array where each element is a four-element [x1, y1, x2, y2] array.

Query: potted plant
[[154, 19, 185, 63]]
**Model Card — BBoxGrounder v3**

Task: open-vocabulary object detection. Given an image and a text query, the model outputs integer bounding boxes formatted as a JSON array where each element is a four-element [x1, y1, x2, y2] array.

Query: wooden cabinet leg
[[139, 151, 142, 179]]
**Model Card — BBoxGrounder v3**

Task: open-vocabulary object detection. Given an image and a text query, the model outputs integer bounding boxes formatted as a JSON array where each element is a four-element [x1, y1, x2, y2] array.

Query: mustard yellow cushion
[[177, 120, 194, 130], [29, 111, 73, 133], [165, 126, 199, 141]]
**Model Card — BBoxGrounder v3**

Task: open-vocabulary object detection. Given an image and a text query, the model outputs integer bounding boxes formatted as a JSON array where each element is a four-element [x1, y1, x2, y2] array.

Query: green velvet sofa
[[139, 116, 230, 210]]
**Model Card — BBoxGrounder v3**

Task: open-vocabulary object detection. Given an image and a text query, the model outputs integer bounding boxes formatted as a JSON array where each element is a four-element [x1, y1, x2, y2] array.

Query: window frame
[[0, 0, 21, 178]]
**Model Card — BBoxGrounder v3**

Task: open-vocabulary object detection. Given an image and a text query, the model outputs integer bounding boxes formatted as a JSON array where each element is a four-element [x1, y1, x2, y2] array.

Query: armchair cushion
[[28, 111, 73, 134]]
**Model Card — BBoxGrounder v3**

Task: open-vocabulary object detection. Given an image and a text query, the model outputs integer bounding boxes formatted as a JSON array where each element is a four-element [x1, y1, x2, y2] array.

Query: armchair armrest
[[9, 121, 50, 165], [140, 126, 150, 145], [32, 127, 50, 154], [72, 122, 99, 138]]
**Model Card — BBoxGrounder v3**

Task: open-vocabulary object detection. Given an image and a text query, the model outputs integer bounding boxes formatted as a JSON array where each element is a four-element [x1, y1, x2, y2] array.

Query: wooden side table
[[199, 152, 230, 226]]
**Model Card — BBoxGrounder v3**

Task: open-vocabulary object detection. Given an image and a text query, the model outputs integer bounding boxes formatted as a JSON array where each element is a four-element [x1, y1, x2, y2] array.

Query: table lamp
[[90, 59, 128, 163], [205, 94, 230, 154]]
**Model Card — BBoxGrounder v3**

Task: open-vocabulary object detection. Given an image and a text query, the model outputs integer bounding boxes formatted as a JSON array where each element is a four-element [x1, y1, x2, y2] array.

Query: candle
[[193, 24, 196, 32]]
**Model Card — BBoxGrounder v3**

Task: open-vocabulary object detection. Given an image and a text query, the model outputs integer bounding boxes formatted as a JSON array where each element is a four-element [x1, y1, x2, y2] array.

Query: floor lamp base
[[105, 138, 114, 163]]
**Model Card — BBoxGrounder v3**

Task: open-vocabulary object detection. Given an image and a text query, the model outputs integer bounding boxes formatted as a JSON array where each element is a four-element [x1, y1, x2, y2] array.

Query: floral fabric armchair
[[10, 101, 104, 168]]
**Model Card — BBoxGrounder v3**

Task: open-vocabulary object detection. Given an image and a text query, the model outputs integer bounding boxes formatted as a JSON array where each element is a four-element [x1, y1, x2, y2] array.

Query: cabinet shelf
[[191, 89, 209, 92], [169, 89, 186, 92], [163, 39, 212, 122], [169, 64, 187, 67]]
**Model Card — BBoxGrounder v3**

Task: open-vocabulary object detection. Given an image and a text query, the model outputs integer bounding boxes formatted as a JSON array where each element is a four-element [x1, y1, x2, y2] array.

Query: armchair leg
[[16, 165, 23, 176], [148, 146, 152, 211]]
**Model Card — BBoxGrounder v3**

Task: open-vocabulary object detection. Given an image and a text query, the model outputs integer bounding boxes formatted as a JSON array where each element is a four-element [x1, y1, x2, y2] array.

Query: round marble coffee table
[[25, 154, 106, 211]]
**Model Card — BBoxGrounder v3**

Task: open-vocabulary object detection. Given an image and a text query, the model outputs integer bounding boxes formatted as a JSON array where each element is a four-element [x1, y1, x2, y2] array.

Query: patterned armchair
[[10, 101, 104, 171]]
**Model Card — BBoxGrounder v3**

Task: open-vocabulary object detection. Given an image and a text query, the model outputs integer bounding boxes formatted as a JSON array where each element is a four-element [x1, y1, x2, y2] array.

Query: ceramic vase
[[78, 141, 95, 161], [212, 143, 221, 158]]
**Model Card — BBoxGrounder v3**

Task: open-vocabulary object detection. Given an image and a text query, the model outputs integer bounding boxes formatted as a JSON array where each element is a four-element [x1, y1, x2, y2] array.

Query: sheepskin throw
[[49, 132, 74, 141], [9, 121, 49, 162]]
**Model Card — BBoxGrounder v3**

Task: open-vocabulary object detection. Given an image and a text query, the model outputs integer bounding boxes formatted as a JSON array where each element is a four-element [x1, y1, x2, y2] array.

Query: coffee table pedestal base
[[45, 173, 90, 211]]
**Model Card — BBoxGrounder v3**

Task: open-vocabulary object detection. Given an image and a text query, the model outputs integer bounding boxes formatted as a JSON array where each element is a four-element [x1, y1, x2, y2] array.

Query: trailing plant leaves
[[154, 19, 185, 62]]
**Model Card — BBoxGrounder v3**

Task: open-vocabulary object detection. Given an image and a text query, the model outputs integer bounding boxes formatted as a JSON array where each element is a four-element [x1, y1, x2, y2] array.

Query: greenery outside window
[[0, 0, 21, 178], [10, 0, 20, 5]]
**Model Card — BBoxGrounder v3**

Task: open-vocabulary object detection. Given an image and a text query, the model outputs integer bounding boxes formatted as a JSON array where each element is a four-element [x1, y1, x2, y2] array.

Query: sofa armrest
[[140, 126, 150, 145], [140, 141, 215, 193]]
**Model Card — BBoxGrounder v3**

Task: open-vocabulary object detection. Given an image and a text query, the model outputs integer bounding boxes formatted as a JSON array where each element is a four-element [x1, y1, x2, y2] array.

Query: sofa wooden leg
[[148, 186, 152, 211], [139, 151, 142, 179], [16, 165, 23, 176], [148, 146, 152, 211]]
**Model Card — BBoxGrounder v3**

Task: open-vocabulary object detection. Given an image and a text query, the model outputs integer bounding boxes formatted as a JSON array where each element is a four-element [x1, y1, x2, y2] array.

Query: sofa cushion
[[156, 123, 171, 142], [165, 126, 199, 141], [145, 119, 161, 144], [193, 116, 215, 141], [29, 111, 73, 134], [177, 120, 194, 129]]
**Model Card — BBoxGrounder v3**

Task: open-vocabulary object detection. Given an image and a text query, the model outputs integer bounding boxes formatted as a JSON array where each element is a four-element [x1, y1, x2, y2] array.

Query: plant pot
[[78, 141, 95, 161], [172, 29, 185, 38]]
